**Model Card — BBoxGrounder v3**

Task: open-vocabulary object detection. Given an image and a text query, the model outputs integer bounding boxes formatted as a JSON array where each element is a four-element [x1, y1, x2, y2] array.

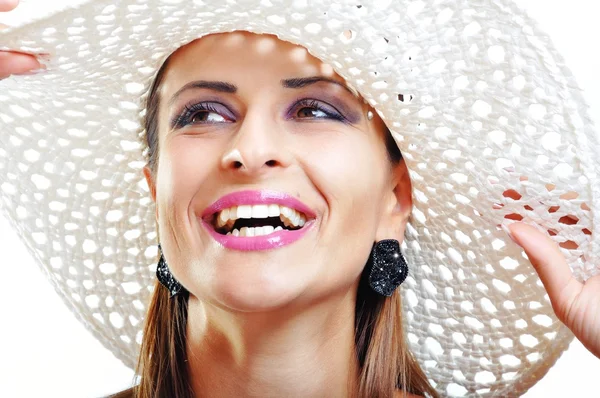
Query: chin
[[215, 284, 301, 313], [192, 256, 313, 313]]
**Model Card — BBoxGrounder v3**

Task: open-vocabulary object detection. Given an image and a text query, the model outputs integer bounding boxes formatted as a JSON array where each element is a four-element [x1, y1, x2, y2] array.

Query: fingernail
[[501, 223, 518, 245], [22, 67, 46, 75]]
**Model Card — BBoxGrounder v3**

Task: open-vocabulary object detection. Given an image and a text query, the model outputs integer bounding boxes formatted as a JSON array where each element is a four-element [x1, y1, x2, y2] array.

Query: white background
[[1, 1, 599, 397]]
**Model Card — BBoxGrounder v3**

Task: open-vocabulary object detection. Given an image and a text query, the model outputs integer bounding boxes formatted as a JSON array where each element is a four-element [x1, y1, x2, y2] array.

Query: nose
[[220, 109, 291, 176]]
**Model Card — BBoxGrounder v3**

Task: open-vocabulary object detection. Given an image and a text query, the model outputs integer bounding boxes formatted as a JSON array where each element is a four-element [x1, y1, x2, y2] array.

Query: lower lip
[[203, 221, 314, 251]]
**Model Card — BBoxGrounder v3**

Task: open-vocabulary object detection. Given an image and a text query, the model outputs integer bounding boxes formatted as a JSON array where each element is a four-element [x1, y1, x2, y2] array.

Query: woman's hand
[[507, 222, 600, 359], [0, 0, 42, 79]]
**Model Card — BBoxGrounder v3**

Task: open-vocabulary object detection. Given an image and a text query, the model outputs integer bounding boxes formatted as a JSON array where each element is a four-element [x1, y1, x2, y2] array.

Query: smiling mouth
[[210, 204, 308, 236]]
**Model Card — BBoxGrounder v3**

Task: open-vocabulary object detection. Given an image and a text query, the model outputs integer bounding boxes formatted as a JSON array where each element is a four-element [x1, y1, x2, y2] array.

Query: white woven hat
[[1, 0, 599, 396]]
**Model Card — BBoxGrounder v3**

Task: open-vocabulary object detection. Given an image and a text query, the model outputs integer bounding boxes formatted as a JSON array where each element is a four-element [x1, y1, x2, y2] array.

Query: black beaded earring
[[156, 244, 186, 298], [368, 239, 409, 296]]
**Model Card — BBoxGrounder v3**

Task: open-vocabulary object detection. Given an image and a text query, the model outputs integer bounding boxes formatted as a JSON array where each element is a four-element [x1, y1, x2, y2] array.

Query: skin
[[507, 223, 600, 359], [2, 0, 598, 394], [144, 31, 413, 397], [141, 31, 600, 396], [0, 0, 42, 78]]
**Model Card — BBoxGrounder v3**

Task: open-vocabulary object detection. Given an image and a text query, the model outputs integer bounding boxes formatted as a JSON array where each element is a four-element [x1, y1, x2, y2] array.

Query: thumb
[[0, 0, 19, 12], [506, 222, 583, 323]]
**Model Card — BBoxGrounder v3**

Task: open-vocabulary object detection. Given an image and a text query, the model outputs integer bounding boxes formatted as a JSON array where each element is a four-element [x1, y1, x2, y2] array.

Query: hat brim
[[0, 0, 599, 396]]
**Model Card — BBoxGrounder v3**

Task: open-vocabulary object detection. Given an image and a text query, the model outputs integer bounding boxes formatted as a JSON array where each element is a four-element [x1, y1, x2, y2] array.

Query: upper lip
[[201, 189, 316, 220]]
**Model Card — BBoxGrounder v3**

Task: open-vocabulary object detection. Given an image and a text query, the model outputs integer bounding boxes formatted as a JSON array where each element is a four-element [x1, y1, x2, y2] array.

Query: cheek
[[154, 137, 223, 242], [295, 130, 388, 284], [299, 130, 387, 223], [156, 137, 216, 204], [154, 137, 222, 290]]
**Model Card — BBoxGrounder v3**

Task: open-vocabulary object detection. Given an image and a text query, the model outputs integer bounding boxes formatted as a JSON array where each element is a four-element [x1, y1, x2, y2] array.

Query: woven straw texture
[[0, 0, 598, 396]]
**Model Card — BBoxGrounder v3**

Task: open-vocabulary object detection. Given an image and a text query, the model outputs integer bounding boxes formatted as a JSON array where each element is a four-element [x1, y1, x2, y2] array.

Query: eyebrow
[[168, 75, 356, 107], [168, 80, 237, 106], [281, 76, 357, 96]]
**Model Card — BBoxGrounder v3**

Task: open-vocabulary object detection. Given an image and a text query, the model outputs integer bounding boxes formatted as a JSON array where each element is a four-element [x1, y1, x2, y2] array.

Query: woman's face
[[145, 32, 411, 311]]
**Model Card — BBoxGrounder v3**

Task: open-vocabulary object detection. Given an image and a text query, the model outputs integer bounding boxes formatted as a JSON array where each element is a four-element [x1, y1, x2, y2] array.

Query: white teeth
[[216, 204, 303, 224], [215, 203, 308, 232], [220, 208, 230, 222], [237, 205, 252, 219], [297, 213, 306, 227], [281, 214, 293, 228], [230, 225, 281, 237], [279, 208, 306, 228], [251, 204, 269, 218], [281, 206, 292, 218], [229, 206, 237, 219], [217, 208, 230, 227], [263, 225, 274, 235], [268, 204, 280, 217]]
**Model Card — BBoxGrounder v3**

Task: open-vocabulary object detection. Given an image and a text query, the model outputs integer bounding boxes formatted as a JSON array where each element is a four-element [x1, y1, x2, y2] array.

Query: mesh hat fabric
[[0, 0, 599, 396]]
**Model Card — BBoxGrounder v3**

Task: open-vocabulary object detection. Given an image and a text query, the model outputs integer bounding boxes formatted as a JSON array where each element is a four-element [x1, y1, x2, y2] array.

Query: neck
[[186, 290, 360, 398]]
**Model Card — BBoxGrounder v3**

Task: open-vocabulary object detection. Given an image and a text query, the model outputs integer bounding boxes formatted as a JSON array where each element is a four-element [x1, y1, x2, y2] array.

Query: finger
[[0, 51, 42, 79], [507, 222, 583, 317], [0, 0, 19, 12]]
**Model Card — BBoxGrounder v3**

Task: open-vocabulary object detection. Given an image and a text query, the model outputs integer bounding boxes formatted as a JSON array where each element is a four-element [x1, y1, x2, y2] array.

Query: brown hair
[[132, 53, 438, 398]]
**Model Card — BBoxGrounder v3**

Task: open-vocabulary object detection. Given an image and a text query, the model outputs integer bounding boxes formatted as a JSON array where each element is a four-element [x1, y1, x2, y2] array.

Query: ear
[[375, 158, 413, 244], [143, 165, 159, 221]]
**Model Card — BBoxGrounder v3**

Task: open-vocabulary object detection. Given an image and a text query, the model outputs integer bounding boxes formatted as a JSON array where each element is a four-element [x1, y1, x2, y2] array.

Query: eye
[[190, 109, 226, 123], [171, 102, 234, 129], [290, 99, 345, 122], [297, 106, 328, 119]]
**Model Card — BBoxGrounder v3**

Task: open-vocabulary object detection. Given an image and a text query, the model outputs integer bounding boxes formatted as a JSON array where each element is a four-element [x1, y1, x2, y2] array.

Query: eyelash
[[170, 102, 230, 129], [289, 99, 346, 122], [171, 98, 347, 129]]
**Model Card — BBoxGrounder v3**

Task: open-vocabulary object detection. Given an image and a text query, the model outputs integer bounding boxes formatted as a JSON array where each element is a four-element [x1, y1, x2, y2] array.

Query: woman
[[135, 31, 436, 397], [1, 0, 599, 397]]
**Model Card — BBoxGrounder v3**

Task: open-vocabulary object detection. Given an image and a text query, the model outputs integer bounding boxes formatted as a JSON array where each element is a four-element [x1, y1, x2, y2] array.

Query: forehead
[[161, 31, 340, 92]]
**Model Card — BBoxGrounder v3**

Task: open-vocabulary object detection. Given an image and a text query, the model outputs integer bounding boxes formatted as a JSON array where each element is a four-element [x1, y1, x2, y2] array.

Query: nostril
[[233, 161, 243, 169], [265, 160, 277, 167]]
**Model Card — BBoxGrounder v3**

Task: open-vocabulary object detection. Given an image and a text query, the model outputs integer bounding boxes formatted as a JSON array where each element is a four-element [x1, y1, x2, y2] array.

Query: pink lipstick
[[201, 190, 316, 251]]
